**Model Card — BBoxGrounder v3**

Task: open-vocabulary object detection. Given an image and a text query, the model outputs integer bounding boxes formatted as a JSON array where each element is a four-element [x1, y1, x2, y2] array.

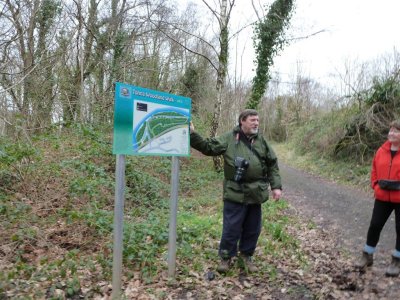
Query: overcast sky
[[229, 0, 400, 86]]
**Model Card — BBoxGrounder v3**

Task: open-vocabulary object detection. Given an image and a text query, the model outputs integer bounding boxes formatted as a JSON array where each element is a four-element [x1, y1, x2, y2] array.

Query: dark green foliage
[[0, 139, 37, 166], [365, 73, 400, 106], [333, 113, 385, 163], [125, 166, 169, 209], [111, 30, 130, 83], [218, 25, 229, 82], [270, 95, 287, 142], [288, 71, 400, 165], [62, 159, 112, 199], [123, 212, 169, 276], [334, 71, 400, 163], [179, 63, 208, 113], [36, 0, 62, 31], [1, 123, 307, 296], [247, 0, 295, 109], [0, 137, 38, 187]]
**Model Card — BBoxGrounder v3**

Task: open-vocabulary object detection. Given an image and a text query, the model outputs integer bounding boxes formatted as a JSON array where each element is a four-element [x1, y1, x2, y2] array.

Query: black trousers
[[366, 199, 400, 251], [219, 200, 262, 258]]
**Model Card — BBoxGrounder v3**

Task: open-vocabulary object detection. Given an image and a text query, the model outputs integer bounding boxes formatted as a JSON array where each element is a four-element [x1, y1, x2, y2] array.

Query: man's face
[[241, 115, 259, 135]]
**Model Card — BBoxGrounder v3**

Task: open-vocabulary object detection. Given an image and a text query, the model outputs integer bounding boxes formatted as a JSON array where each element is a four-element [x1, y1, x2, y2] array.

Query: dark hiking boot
[[385, 256, 400, 277], [240, 255, 258, 273], [217, 258, 231, 273], [354, 251, 373, 270]]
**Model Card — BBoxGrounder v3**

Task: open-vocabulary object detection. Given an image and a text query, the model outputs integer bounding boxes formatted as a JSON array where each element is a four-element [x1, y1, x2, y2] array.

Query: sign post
[[168, 156, 180, 277], [112, 83, 191, 298], [111, 154, 125, 300]]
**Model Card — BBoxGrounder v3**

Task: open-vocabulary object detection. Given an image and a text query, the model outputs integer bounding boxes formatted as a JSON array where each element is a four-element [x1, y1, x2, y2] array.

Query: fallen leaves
[[112, 205, 399, 300]]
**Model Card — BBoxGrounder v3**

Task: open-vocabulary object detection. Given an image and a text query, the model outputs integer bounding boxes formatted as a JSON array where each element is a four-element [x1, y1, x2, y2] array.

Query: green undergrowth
[[273, 106, 385, 190], [1, 124, 308, 299], [273, 142, 370, 190]]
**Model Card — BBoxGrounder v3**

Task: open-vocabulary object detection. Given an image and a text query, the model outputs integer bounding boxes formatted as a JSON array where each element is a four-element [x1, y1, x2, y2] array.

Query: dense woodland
[[0, 0, 399, 161], [1, 0, 400, 298]]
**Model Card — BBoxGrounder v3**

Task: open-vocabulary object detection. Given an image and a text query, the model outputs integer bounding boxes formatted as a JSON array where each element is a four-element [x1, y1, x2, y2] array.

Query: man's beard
[[250, 127, 259, 134]]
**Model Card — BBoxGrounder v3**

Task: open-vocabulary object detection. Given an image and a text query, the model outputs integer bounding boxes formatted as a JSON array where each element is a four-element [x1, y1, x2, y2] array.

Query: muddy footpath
[[279, 163, 400, 299]]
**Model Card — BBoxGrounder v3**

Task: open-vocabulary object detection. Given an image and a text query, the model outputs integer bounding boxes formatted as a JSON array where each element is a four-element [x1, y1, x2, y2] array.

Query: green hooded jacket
[[190, 126, 282, 204]]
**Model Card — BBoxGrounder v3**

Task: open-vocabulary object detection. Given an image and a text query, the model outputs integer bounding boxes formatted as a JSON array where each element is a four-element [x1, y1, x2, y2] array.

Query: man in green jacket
[[190, 109, 282, 273]]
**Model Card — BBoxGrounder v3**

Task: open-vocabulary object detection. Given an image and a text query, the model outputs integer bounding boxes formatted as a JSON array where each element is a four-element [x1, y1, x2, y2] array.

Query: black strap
[[238, 131, 265, 172]]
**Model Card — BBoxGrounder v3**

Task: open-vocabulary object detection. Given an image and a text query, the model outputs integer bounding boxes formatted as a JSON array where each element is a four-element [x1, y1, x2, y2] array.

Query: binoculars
[[234, 157, 249, 182]]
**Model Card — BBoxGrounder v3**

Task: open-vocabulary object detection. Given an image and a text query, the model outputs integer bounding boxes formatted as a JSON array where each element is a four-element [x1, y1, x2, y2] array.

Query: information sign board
[[113, 82, 191, 156]]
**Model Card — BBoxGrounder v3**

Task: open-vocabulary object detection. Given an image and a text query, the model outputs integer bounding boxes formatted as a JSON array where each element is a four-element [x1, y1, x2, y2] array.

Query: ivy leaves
[[247, 0, 295, 109]]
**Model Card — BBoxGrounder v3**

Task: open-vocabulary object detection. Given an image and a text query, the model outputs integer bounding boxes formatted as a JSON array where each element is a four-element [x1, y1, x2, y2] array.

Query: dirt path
[[280, 163, 397, 268]]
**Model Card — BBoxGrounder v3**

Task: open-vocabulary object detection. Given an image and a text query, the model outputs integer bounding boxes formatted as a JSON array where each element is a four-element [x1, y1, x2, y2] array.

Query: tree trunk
[[208, 0, 232, 172], [247, 0, 294, 109]]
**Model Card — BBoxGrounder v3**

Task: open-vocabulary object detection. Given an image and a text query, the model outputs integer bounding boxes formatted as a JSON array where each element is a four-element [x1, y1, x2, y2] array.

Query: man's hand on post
[[190, 121, 195, 134]]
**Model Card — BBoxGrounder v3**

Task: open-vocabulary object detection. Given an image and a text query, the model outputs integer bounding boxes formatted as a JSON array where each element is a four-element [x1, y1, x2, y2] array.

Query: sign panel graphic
[[113, 82, 191, 156]]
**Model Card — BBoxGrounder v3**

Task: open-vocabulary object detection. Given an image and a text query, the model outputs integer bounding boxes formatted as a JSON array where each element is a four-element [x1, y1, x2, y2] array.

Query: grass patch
[[1, 125, 315, 298], [273, 142, 370, 190]]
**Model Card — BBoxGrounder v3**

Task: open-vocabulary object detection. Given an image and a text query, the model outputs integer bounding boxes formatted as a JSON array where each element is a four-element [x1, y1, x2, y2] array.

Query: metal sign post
[[111, 83, 191, 297], [111, 154, 126, 300], [168, 156, 180, 278]]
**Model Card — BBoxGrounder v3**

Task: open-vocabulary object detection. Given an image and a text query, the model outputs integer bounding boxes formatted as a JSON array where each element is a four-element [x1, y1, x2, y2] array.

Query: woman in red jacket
[[355, 120, 400, 276]]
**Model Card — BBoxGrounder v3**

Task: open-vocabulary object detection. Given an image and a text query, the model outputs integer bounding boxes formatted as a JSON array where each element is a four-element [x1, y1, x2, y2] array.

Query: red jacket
[[371, 141, 400, 203]]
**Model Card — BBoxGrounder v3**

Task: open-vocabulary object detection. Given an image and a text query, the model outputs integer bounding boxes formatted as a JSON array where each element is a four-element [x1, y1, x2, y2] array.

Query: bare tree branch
[[148, 19, 219, 72], [251, 0, 262, 22], [201, 0, 220, 20], [159, 20, 218, 56], [229, 21, 256, 41], [288, 29, 326, 42]]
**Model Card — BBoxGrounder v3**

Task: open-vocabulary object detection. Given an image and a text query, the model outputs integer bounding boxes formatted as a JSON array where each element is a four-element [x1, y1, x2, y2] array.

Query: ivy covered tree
[[179, 62, 209, 113], [246, 0, 295, 109]]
